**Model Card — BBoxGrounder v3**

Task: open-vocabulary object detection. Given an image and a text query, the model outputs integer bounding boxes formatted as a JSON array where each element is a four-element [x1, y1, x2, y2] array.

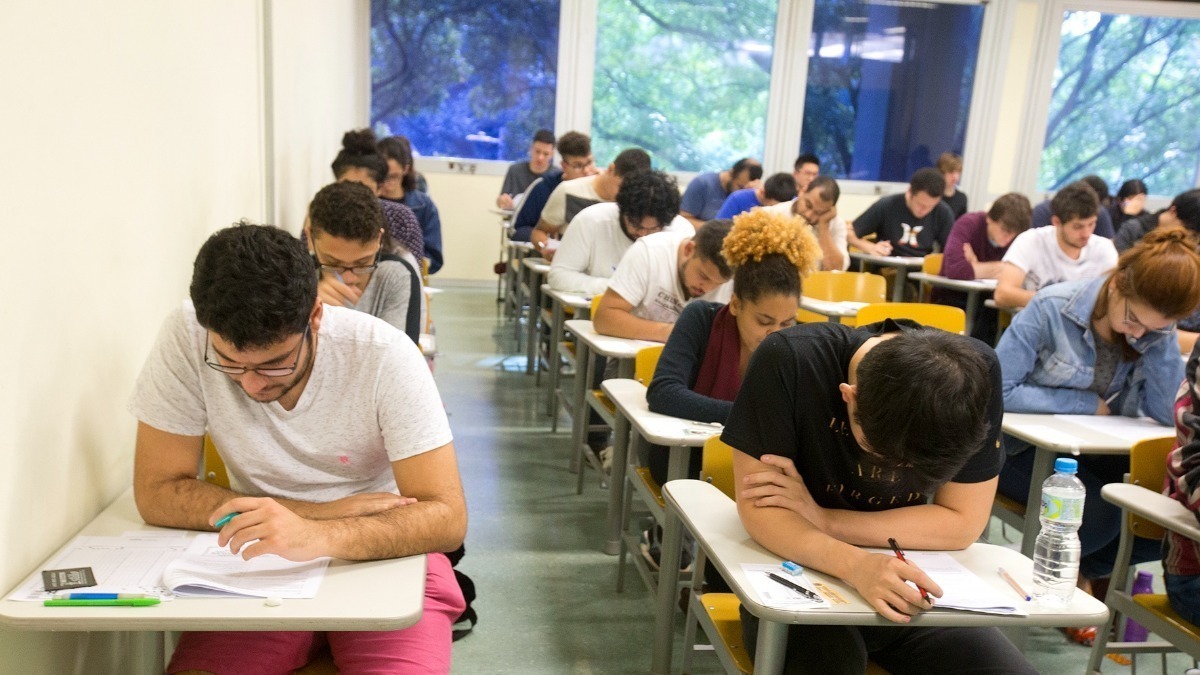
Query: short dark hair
[[909, 168, 945, 198], [807, 175, 841, 205], [331, 128, 387, 184], [1169, 188, 1200, 231], [734, 254, 801, 303], [532, 129, 555, 146], [190, 223, 317, 351], [731, 158, 763, 182], [377, 135, 417, 192], [1081, 175, 1111, 203], [1115, 179, 1147, 203], [855, 330, 993, 490], [1051, 181, 1100, 223], [762, 173, 798, 203], [987, 192, 1033, 234], [611, 148, 652, 177], [556, 131, 591, 159], [616, 170, 681, 227], [794, 153, 820, 171], [692, 219, 734, 278], [309, 182, 386, 244]]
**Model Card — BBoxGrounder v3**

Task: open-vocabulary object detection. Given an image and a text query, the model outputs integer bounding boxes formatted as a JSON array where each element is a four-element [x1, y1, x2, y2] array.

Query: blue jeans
[[1165, 573, 1200, 625]]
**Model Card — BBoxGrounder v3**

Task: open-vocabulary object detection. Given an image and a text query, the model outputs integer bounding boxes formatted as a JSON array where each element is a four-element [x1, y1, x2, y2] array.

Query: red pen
[[888, 537, 931, 603]]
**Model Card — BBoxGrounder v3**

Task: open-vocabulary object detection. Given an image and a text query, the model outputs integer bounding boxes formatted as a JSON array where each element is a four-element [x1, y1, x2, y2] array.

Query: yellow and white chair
[[795, 270, 887, 325], [855, 302, 966, 334]]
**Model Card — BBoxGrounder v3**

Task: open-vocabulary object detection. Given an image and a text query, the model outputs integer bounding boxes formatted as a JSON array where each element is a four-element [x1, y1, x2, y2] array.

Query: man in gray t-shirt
[[127, 224, 466, 672]]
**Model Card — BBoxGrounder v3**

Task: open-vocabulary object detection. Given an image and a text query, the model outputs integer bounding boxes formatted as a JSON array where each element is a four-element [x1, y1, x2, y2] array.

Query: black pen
[[767, 572, 822, 602]]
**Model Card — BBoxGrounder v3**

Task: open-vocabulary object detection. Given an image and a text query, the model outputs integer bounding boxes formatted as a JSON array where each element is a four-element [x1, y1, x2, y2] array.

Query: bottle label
[[1040, 492, 1084, 523]]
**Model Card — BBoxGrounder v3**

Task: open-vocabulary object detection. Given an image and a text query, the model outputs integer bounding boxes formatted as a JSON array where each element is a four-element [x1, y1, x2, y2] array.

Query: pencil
[[998, 567, 1031, 601]]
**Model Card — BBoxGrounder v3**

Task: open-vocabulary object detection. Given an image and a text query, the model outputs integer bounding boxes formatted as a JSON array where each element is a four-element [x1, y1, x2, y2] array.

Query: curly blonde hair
[[722, 208, 821, 276]]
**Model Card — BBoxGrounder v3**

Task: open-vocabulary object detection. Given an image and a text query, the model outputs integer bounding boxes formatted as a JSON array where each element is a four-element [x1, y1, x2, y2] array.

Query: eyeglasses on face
[[205, 325, 310, 377], [312, 239, 381, 277], [562, 157, 595, 171], [1123, 298, 1174, 336]]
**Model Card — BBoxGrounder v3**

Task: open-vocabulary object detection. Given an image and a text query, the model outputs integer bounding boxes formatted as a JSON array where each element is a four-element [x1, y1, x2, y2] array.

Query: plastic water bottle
[[1031, 458, 1085, 606], [1122, 571, 1154, 641]]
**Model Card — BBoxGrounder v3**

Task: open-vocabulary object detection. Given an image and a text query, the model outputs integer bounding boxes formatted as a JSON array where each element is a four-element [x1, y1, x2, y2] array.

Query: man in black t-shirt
[[723, 320, 1035, 675], [848, 168, 955, 258]]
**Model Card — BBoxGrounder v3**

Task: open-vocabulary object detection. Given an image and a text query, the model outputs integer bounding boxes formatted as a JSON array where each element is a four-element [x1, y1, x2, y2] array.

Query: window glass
[[801, 1, 984, 182], [1039, 11, 1200, 195], [591, 0, 777, 172], [370, 1, 560, 161]]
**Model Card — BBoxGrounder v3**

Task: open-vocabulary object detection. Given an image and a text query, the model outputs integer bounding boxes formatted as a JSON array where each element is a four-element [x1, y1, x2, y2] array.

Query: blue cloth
[[715, 188, 760, 219], [510, 173, 564, 242], [394, 191, 443, 274], [680, 172, 729, 221], [1166, 573, 1200, 624], [995, 277, 1182, 426], [1031, 200, 1115, 238]]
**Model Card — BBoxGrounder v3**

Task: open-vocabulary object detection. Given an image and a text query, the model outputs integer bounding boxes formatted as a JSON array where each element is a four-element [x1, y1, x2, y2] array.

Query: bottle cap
[[1053, 457, 1078, 474]]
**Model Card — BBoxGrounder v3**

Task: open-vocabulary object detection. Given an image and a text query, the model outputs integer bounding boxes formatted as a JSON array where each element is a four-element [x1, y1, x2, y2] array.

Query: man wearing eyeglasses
[[511, 131, 594, 243], [128, 223, 466, 673]]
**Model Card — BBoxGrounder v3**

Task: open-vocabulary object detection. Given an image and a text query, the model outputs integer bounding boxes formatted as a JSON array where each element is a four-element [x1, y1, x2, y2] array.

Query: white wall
[[0, 1, 366, 670]]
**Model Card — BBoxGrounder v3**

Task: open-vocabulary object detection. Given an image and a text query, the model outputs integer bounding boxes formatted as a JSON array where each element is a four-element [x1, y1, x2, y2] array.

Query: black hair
[[377, 135, 417, 192], [692, 219, 734, 278], [733, 254, 801, 303], [1115, 179, 1147, 203], [794, 153, 820, 171], [909, 168, 945, 198], [308, 182, 387, 244], [190, 222, 317, 351], [1081, 175, 1111, 203], [762, 173, 798, 203], [616, 170, 680, 227], [856, 330, 993, 490], [807, 175, 841, 205], [1170, 188, 1200, 231], [532, 129, 556, 146], [331, 129, 387, 184], [1051, 181, 1100, 223], [988, 192, 1033, 234], [731, 157, 763, 182], [556, 131, 591, 159], [611, 148, 652, 177]]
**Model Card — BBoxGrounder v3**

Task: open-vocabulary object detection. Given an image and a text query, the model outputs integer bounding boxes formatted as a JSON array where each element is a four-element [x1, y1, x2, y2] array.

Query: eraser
[[781, 561, 803, 576], [265, 597, 283, 607]]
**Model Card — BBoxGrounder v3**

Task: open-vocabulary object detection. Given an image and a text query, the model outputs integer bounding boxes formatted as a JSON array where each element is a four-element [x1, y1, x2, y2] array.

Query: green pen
[[44, 598, 161, 607]]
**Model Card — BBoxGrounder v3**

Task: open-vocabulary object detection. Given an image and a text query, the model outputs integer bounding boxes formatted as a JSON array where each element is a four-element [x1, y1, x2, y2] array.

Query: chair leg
[[616, 476, 634, 593], [680, 547, 709, 674], [1087, 524, 1138, 674]]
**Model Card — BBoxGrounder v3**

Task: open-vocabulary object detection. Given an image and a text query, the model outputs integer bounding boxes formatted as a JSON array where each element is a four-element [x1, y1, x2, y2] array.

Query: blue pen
[[214, 512, 240, 529], [59, 593, 151, 600]]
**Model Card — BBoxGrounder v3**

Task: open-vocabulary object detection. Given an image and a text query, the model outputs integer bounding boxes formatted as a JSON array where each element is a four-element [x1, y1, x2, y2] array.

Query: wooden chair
[[795, 270, 887, 325], [855, 302, 966, 334], [1087, 436, 1200, 673]]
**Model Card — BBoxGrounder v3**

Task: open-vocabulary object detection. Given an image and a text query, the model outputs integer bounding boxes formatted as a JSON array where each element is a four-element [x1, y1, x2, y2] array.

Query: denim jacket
[[995, 277, 1183, 426]]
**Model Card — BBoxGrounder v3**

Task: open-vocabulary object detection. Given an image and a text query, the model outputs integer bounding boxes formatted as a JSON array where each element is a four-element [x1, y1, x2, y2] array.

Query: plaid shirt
[[1165, 344, 1200, 576]]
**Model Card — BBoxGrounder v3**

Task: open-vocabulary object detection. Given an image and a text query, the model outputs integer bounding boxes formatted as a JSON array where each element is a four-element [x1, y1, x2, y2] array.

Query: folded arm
[[593, 289, 672, 342]]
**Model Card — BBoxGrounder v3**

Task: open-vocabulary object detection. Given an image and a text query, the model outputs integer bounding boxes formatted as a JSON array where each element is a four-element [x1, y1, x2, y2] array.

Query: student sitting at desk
[[846, 167, 954, 258], [129, 224, 466, 673], [593, 219, 733, 343], [328, 127, 426, 262], [722, 317, 1035, 673], [995, 226, 1200, 643], [1165, 340, 1200, 625]]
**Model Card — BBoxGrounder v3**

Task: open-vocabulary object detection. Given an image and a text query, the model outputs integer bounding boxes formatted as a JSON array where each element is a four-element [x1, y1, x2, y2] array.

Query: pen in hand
[[888, 537, 931, 604]]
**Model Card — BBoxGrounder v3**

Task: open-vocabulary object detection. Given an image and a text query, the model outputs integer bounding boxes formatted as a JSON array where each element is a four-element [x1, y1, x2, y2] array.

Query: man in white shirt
[[761, 176, 849, 271], [532, 148, 652, 260], [594, 220, 734, 342], [128, 224, 466, 672], [995, 181, 1118, 309], [548, 170, 695, 296]]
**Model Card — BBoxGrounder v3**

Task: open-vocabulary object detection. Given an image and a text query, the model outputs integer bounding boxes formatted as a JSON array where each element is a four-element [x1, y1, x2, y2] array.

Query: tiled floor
[[435, 284, 1193, 674]]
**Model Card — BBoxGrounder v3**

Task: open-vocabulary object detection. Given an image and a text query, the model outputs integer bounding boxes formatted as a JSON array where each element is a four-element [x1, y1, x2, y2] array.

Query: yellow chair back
[[796, 271, 887, 324], [855, 302, 966, 334], [1128, 436, 1175, 540], [922, 253, 944, 275], [635, 345, 664, 385], [590, 294, 603, 316], [202, 436, 230, 489], [701, 436, 737, 499]]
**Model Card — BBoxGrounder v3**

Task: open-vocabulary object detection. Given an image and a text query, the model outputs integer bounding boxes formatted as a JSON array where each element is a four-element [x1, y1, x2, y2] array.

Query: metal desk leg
[[525, 280, 542, 375], [892, 267, 910, 303], [1021, 446, 1057, 558], [546, 301, 564, 417], [651, 495, 685, 675], [569, 341, 592, 475], [754, 620, 788, 675], [617, 358, 635, 380], [576, 350, 599, 495], [964, 290, 981, 336], [604, 408, 631, 555]]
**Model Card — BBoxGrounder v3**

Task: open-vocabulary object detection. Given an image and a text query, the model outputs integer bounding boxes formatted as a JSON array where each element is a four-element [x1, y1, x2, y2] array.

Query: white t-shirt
[[539, 174, 603, 229], [1002, 226, 1118, 291], [607, 231, 733, 323], [128, 302, 453, 502], [547, 202, 695, 297], [760, 200, 851, 271]]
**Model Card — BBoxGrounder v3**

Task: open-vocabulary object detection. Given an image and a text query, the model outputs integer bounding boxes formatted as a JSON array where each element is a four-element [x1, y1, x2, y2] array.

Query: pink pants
[[167, 552, 465, 675]]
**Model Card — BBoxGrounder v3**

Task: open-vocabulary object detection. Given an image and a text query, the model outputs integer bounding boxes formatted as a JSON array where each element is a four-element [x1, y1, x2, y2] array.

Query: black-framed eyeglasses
[[562, 156, 595, 171], [1123, 298, 1174, 336], [622, 214, 664, 235], [204, 325, 310, 377], [312, 240, 380, 277]]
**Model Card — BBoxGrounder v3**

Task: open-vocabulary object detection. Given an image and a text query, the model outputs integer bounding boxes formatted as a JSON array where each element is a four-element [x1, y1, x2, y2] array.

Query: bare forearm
[[315, 499, 466, 560], [134, 476, 239, 531], [995, 285, 1033, 309], [971, 261, 1005, 279], [821, 503, 986, 550], [738, 502, 868, 580], [816, 226, 844, 271], [593, 307, 672, 342]]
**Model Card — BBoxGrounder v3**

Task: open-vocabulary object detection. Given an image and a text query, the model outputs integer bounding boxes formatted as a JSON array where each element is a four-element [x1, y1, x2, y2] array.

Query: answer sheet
[[900, 551, 1028, 616], [8, 531, 193, 601], [161, 533, 328, 598]]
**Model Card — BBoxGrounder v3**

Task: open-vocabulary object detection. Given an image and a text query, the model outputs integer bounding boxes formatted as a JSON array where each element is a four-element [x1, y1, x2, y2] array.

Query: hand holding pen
[[845, 539, 940, 623]]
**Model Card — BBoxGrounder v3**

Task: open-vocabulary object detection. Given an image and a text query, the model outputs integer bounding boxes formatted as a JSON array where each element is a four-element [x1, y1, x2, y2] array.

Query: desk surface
[[522, 257, 551, 274], [1002, 412, 1172, 454], [508, 241, 534, 252], [664, 479, 1108, 628], [543, 286, 592, 310], [601, 379, 715, 447], [564, 320, 659, 359], [0, 489, 427, 632], [908, 272, 997, 292], [849, 251, 926, 267], [799, 297, 865, 317]]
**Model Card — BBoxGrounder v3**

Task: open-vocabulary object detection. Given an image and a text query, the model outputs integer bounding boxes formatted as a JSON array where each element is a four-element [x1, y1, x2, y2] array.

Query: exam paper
[[161, 534, 329, 598], [8, 531, 193, 601], [740, 564, 831, 610], [900, 551, 1028, 616]]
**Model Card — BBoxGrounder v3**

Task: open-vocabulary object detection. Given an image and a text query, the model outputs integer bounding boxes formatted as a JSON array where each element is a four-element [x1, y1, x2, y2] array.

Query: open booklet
[[162, 534, 329, 598], [897, 551, 1027, 616]]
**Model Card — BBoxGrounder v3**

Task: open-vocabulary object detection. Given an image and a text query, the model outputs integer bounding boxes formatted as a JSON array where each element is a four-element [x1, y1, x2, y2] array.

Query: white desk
[[908, 273, 996, 334], [798, 297, 866, 322], [542, 287, 592, 423], [849, 252, 926, 302], [651, 480, 1109, 675], [563, 320, 657, 493], [521, 258, 551, 375], [600, 379, 714, 560], [1001, 413, 1172, 557], [504, 241, 535, 327], [0, 489, 426, 673]]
